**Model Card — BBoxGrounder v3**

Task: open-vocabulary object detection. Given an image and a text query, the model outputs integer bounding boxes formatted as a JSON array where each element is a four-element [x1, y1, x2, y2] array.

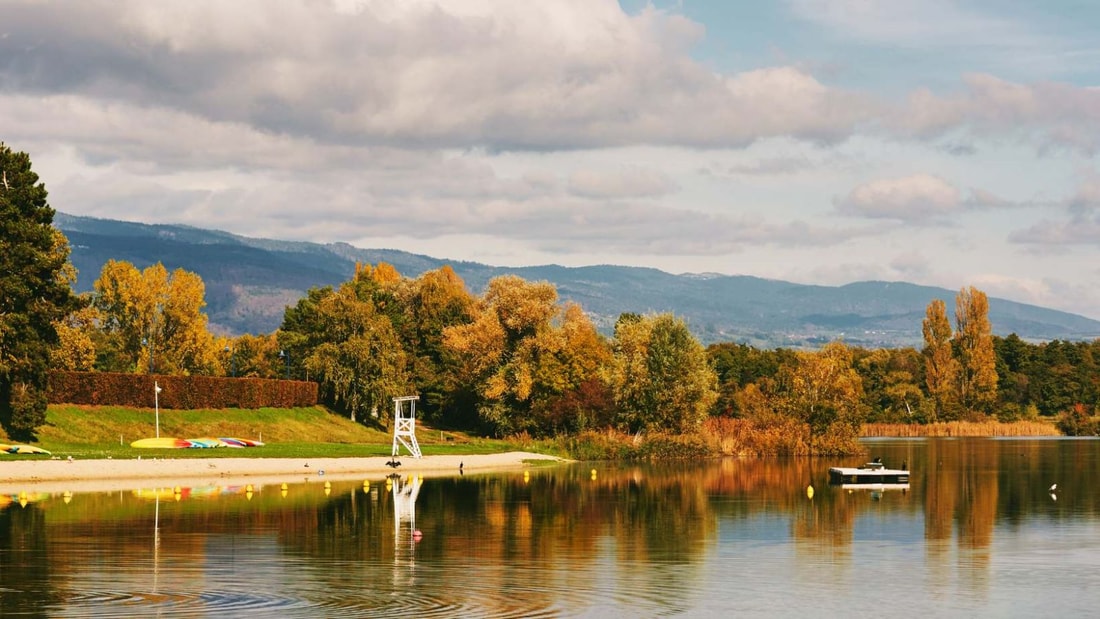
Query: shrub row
[[48, 371, 318, 409]]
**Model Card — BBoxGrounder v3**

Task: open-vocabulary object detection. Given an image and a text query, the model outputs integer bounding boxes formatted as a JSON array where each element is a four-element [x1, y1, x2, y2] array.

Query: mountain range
[[54, 213, 1100, 348]]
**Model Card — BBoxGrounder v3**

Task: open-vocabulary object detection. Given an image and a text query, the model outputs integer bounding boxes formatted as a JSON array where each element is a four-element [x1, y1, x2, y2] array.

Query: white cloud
[[567, 166, 677, 199], [896, 74, 1100, 153], [835, 174, 961, 221], [0, 0, 871, 151], [1009, 173, 1100, 246]]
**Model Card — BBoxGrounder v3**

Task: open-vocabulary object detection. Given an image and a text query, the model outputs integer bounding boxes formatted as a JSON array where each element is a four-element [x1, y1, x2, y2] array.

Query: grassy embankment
[[0, 404, 560, 460]]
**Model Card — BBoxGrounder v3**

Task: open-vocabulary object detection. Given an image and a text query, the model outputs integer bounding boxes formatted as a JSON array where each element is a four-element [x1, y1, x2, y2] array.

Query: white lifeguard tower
[[391, 395, 422, 458]]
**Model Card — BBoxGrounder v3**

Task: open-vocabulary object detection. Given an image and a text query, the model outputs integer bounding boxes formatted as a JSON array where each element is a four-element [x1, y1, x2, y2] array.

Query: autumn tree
[[854, 347, 925, 423], [394, 266, 477, 424], [280, 265, 414, 423], [954, 286, 998, 416], [304, 288, 411, 421], [444, 275, 555, 435], [220, 333, 282, 378], [51, 303, 99, 371], [610, 313, 717, 434], [0, 143, 84, 437], [92, 260, 220, 375], [922, 298, 959, 421], [444, 275, 613, 436], [774, 340, 866, 453]]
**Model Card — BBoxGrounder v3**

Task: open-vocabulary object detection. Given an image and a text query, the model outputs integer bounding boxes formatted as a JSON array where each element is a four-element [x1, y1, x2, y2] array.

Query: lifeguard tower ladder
[[391, 395, 422, 458]]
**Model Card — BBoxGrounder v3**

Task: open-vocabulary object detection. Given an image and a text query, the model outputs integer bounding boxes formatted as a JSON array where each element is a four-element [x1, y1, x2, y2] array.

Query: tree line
[[3, 143, 1097, 443]]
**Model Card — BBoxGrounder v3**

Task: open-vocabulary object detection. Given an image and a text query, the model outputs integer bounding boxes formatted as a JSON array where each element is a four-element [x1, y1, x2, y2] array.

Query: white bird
[[1049, 483, 1058, 492]]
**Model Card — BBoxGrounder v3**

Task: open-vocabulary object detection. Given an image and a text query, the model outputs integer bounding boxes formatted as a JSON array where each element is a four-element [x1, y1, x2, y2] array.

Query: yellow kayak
[[130, 437, 192, 449], [1, 444, 52, 455]]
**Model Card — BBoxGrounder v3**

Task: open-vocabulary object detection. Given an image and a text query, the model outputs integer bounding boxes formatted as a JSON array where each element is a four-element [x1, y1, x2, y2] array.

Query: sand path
[[0, 451, 565, 494]]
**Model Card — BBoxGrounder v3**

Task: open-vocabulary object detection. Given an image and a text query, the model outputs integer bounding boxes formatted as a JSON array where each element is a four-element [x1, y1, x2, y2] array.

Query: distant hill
[[54, 213, 1100, 348]]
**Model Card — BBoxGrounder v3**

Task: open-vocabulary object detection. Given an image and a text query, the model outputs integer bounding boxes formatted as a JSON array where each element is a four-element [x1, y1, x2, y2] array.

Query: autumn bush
[[1055, 404, 1098, 437]]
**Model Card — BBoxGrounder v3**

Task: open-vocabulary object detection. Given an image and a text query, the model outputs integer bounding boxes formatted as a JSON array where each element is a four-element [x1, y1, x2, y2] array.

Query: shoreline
[[0, 451, 566, 494]]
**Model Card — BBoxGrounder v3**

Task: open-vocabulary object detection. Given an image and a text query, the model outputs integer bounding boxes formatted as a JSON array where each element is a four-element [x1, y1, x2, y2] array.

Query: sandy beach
[[0, 451, 566, 494]]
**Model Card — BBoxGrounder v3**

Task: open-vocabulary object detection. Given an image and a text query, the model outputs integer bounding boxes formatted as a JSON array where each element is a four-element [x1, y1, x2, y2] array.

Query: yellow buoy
[[280, 489, 288, 498], [523, 470, 530, 483], [323, 481, 331, 489], [280, 483, 288, 491], [363, 480, 370, 490], [806, 485, 815, 499], [246, 491, 253, 501], [590, 469, 597, 480], [245, 484, 254, 493]]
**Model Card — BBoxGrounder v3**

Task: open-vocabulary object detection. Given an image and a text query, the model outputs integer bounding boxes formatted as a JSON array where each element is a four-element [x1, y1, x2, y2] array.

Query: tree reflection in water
[[1, 438, 1099, 616]]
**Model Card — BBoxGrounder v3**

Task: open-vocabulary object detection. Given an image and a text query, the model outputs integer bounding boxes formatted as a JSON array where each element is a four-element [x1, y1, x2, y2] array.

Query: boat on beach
[[828, 459, 910, 489]]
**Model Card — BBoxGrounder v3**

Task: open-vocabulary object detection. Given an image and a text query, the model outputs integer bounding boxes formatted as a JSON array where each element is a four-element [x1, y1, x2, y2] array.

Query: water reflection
[[1, 438, 1099, 617]]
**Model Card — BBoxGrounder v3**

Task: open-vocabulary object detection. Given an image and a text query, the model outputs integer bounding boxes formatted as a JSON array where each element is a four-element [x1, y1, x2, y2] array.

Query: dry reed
[[860, 420, 1060, 437]]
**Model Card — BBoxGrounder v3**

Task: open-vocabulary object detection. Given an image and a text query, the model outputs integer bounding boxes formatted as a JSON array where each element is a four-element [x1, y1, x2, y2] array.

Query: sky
[[3, 0, 1100, 319]]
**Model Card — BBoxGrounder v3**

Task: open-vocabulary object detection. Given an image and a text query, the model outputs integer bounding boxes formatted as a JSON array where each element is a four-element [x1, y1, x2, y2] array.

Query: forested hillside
[[55, 213, 1100, 346]]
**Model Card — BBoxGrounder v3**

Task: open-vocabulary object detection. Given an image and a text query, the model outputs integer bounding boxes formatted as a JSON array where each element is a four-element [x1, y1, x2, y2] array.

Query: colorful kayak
[[131, 437, 192, 449], [130, 437, 264, 449], [0, 444, 52, 455], [219, 437, 265, 447], [186, 438, 227, 448]]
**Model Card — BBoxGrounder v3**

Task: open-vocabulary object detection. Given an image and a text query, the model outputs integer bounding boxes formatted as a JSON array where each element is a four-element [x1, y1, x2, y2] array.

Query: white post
[[154, 381, 162, 438]]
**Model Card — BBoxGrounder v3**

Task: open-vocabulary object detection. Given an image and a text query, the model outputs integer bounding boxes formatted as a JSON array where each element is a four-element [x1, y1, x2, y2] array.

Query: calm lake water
[[2, 437, 1099, 617]]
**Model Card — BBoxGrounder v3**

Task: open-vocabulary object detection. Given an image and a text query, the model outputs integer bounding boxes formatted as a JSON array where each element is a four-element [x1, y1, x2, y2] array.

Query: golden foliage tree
[[444, 276, 612, 436], [775, 340, 866, 453], [922, 298, 959, 421], [51, 304, 98, 371], [396, 265, 478, 423], [92, 260, 219, 375], [954, 286, 998, 416]]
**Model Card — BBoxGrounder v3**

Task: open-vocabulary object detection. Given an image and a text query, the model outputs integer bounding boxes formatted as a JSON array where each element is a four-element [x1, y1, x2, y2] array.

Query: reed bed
[[861, 420, 1060, 437]]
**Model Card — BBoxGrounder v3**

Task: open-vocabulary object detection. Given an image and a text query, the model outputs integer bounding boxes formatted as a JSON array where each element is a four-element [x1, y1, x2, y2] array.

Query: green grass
[[1, 404, 545, 460]]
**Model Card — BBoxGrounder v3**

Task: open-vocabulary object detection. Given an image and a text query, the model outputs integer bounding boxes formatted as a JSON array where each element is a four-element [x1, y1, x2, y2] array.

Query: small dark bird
[[386, 458, 402, 468]]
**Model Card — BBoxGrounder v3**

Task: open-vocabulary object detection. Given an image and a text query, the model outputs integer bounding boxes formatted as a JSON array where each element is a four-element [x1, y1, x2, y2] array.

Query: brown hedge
[[47, 371, 318, 409]]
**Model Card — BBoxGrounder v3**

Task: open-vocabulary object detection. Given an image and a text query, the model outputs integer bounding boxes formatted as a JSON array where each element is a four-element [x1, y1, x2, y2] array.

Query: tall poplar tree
[[0, 143, 83, 437], [954, 286, 998, 415], [922, 298, 959, 421]]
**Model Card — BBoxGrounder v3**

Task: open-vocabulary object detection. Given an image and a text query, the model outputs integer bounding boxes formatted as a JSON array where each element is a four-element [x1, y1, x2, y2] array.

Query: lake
[[2, 437, 1098, 617]]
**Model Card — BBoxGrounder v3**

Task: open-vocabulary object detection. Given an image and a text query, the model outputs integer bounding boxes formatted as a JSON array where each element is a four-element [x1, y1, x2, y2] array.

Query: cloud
[[0, 0, 871, 152], [835, 173, 1024, 222], [895, 74, 1100, 153], [723, 156, 816, 176], [835, 174, 961, 221], [889, 251, 931, 280], [568, 166, 677, 199], [1009, 174, 1100, 246]]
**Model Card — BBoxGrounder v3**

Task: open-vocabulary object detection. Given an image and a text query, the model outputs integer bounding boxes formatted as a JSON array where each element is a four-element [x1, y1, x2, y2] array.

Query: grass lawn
[[0, 404, 558, 460]]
